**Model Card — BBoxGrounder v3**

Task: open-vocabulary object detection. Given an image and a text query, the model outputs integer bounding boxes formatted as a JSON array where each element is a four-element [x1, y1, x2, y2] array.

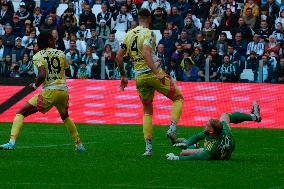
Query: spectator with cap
[[2, 23, 15, 49], [0, 2, 13, 25], [96, 19, 110, 42], [15, 2, 31, 26], [96, 3, 111, 28], [31, 6, 43, 27], [104, 32, 119, 53], [11, 15, 25, 38], [11, 37, 25, 62]]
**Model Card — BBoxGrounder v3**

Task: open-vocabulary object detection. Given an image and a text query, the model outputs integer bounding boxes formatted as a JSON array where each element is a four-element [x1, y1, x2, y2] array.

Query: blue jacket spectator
[[182, 58, 200, 81]]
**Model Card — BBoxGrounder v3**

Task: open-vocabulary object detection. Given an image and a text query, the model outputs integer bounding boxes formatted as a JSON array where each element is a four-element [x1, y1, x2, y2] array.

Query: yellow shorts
[[135, 69, 183, 105], [28, 90, 69, 116]]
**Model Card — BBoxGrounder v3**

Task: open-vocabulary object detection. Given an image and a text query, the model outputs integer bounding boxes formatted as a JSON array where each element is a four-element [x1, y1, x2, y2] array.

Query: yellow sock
[[171, 99, 183, 122], [143, 114, 153, 140], [10, 114, 25, 140], [64, 117, 80, 144]]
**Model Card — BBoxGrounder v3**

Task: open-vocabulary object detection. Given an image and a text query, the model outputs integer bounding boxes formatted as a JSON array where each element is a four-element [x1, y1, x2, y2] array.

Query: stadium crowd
[[0, 0, 284, 83]]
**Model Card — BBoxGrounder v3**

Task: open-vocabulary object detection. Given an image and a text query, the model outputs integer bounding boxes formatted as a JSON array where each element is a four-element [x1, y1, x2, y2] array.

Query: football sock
[[171, 99, 183, 122], [228, 112, 254, 124], [64, 117, 80, 144], [169, 120, 177, 132], [143, 114, 153, 140], [145, 139, 152, 152], [10, 114, 24, 140]]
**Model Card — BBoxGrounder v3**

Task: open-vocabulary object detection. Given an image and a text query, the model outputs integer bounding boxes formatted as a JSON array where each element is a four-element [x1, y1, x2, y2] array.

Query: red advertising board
[[0, 80, 283, 128]]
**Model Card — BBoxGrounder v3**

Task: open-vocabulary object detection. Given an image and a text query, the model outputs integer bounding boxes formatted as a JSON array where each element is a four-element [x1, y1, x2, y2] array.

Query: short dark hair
[[209, 119, 223, 135], [37, 32, 53, 50], [138, 8, 151, 19]]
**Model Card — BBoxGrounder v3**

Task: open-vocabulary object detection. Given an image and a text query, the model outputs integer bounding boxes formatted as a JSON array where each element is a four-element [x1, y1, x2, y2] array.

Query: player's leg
[[0, 96, 39, 150], [222, 101, 261, 124], [136, 74, 155, 156], [180, 148, 203, 156], [55, 91, 85, 152], [152, 70, 183, 144]]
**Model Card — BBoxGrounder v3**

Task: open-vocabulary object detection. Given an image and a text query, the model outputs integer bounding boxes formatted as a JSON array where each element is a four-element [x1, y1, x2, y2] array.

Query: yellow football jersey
[[122, 26, 156, 75], [33, 48, 69, 91]]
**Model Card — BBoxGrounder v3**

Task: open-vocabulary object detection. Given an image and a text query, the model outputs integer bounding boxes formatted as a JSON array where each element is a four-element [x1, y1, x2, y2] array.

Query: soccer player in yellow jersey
[[116, 9, 183, 156], [0, 32, 86, 152]]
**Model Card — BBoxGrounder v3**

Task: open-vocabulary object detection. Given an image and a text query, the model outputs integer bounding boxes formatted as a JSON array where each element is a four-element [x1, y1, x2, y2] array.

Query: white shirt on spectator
[[105, 39, 120, 53], [157, 0, 171, 14], [64, 39, 87, 55], [114, 13, 133, 31], [141, 1, 158, 12], [246, 42, 264, 56]]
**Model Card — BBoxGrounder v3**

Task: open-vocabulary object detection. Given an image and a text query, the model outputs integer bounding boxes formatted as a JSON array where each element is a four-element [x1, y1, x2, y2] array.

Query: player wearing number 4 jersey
[[166, 101, 261, 160], [116, 9, 183, 156], [0, 32, 86, 152]]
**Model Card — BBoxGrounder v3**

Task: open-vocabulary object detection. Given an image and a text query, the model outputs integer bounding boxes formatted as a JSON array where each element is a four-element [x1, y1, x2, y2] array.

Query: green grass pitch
[[0, 122, 283, 189]]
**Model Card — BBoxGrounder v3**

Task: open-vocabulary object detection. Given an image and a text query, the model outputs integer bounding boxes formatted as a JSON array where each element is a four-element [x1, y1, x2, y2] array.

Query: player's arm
[[30, 66, 46, 90], [116, 44, 128, 90], [184, 132, 206, 146], [178, 150, 212, 160]]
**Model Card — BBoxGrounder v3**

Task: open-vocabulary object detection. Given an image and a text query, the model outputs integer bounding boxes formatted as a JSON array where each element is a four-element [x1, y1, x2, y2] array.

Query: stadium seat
[[115, 30, 126, 44], [152, 30, 162, 46], [56, 4, 68, 16], [92, 4, 101, 17]]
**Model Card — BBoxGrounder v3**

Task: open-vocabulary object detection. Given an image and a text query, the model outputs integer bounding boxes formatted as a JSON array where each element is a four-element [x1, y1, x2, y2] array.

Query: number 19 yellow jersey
[[121, 26, 156, 75], [33, 48, 69, 91]]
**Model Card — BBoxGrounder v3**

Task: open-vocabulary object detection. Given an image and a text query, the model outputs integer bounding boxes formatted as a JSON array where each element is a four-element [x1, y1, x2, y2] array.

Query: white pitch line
[[17, 141, 99, 149]]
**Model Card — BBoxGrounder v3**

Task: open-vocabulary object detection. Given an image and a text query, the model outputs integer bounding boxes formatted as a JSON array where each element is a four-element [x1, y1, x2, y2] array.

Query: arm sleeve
[[185, 132, 206, 146], [179, 150, 212, 160]]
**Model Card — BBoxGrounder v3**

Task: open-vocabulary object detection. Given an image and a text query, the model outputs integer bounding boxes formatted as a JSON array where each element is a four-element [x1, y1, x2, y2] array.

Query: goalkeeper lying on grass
[[166, 101, 261, 160]]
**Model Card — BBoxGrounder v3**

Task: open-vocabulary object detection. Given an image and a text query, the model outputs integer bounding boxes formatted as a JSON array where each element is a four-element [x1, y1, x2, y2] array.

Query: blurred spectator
[[151, 6, 167, 31], [167, 6, 183, 29], [11, 15, 24, 38], [272, 22, 284, 44], [262, 0, 280, 20], [232, 17, 253, 42], [108, 0, 120, 20], [40, 0, 56, 17], [114, 5, 133, 31], [15, 2, 31, 26], [182, 57, 200, 81], [210, 47, 222, 67], [22, 0, 36, 14], [82, 47, 99, 78], [258, 54, 275, 82], [76, 22, 90, 41], [51, 29, 65, 51], [225, 0, 241, 16], [126, 0, 138, 20], [157, 0, 171, 15], [198, 54, 218, 81], [193, 32, 210, 54], [64, 33, 86, 55], [183, 18, 198, 42], [80, 3, 96, 27], [2, 0, 14, 13], [31, 7, 43, 27], [0, 36, 9, 75], [9, 62, 20, 77], [255, 20, 272, 42], [166, 22, 179, 41], [176, 29, 192, 52], [0, 2, 13, 25], [40, 15, 57, 34], [218, 8, 238, 32], [27, 41, 39, 58], [202, 20, 216, 46], [22, 28, 36, 49], [96, 3, 111, 27], [246, 51, 259, 81], [102, 44, 116, 79], [255, 7, 274, 29], [217, 54, 236, 82], [242, 0, 259, 18], [191, 46, 205, 68], [86, 29, 104, 56], [105, 32, 119, 53], [77, 62, 89, 79], [232, 32, 247, 63], [243, 8, 257, 29], [48, 9, 61, 26], [215, 32, 228, 57], [19, 53, 34, 77], [11, 37, 25, 62], [155, 43, 170, 70], [175, 0, 190, 18], [265, 35, 280, 59], [64, 40, 81, 78], [277, 57, 284, 83], [166, 59, 182, 81], [171, 43, 183, 65], [96, 19, 110, 42], [158, 29, 175, 55], [141, 0, 158, 12], [246, 34, 264, 58], [62, 8, 77, 26], [208, 0, 224, 25], [275, 9, 284, 29], [192, 0, 210, 24]]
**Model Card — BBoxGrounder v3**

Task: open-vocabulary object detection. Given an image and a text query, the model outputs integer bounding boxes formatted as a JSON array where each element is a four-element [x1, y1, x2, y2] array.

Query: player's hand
[[120, 75, 128, 91], [166, 153, 179, 160], [155, 72, 166, 85]]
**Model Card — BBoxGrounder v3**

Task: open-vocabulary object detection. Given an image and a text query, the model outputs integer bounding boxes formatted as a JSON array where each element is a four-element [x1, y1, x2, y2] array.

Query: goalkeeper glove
[[166, 153, 179, 160]]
